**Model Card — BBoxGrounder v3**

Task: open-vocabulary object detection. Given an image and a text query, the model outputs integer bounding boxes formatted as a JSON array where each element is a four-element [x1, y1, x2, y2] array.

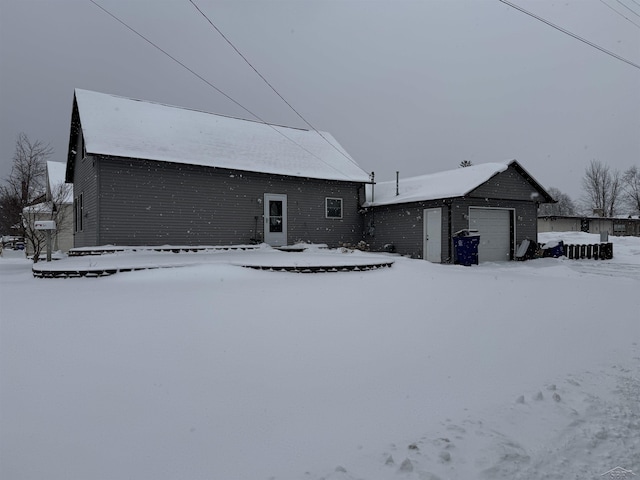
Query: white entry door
[[423, 208, 442, 262], [264, 194, 287, 246]]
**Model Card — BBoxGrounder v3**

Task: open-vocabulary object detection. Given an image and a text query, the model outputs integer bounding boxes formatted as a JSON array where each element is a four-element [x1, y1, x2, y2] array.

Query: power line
[[87, 0, 361, 180], [88, 0, 260, 120], [497, 0, 640, 70], [612, 0, 640, 19], [599, 0, 640, 29], [187, 0, 362, 168], [187, 0, 312, 130]]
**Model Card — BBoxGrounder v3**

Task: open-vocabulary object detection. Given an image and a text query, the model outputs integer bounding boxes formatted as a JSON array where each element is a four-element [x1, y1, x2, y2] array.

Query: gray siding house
[[363, 160, 554, 262], [65, 89, 371, 248]]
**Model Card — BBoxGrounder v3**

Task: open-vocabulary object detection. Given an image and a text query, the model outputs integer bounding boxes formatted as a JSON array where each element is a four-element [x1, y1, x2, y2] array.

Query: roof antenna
[[396, 171, 399, 196]]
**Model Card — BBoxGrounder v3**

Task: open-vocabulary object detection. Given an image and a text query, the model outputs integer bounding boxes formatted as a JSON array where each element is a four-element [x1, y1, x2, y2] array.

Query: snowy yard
[[1, 232, 638, 480]]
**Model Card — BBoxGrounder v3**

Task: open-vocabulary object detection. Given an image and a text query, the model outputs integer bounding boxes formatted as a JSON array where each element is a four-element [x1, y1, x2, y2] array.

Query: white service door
[[423, 208, 442, 262], [264, 194, 287, 246], [468, 208, 512, 262]]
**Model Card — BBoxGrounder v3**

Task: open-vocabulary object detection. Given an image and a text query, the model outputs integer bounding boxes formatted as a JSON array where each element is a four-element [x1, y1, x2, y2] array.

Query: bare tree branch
[[0, 133, 53, 247], [622, 165, 640, 215], [538, 187, 576, 216], [581, 160, 621, 217]]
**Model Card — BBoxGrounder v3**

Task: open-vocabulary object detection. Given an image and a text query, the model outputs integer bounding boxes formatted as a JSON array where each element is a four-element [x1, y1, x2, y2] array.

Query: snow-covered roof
[[23, 202, 54, 214], [614, 214, 640, 220], [365, 161, 513, 206], [46, 161, 73, 204], [540, 214, 640, 220], [72, 89, 370, 183]]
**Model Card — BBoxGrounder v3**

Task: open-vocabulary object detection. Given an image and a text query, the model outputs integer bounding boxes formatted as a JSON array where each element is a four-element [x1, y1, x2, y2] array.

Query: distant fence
[[562, 243, 613, 260]]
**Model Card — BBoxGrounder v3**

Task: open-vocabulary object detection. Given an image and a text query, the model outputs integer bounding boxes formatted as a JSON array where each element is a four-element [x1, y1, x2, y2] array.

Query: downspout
[[94, 155, 100, 247], [368, 172, 375, 239], [447, 200, 453, 263]]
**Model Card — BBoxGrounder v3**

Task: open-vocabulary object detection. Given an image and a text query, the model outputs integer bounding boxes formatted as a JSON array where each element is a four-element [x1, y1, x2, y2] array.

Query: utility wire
[[88, 0, 260, 120], [88, 0, 360, 180], [613, 0, 640, 19], [598, 0, 640, 29], [498, 0, 640, 70], [187, 0, 362, 168]]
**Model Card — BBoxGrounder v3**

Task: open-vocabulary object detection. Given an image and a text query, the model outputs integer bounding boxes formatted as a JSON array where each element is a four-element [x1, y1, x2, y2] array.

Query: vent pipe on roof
[[370, 171, 375, 203], [396, 171, 399, 196]]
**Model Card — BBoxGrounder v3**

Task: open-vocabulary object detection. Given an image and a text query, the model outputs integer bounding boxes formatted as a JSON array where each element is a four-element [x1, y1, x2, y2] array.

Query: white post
[[46, 230, 52, 262], [35, 220, 56, 262]]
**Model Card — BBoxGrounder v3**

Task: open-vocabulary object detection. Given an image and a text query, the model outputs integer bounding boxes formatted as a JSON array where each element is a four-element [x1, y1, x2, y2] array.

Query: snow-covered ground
[[1, 232, 638, 480]]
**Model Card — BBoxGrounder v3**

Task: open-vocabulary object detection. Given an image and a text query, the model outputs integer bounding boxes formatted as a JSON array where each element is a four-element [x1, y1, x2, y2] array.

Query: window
[[269, 200, 283, 232], [73, 198, 78, 232], [79, 193, 83, 231], [74, 193, 83, 232], [326, 197, 343, 219]]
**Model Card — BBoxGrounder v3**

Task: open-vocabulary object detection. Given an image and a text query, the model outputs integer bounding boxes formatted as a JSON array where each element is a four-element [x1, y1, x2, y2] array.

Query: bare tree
[[459, 160, 473, 168], [22, 204, 48, 262], [538, 187, 576, 216], [581, 160, 621, 217], [621, 165, 640, 215], [0, 133, 52, 248], [22, 169, 72, 262]]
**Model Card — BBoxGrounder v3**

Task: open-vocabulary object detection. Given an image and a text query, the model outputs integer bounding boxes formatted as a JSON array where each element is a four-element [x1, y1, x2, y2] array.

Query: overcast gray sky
[[1, 0, 638, 202]]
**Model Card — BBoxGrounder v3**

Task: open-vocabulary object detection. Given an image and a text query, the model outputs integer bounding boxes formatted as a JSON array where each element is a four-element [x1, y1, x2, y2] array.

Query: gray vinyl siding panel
[[469, 165, 542, 201], [72, 144, 99, 247], [364, 201, 449, 260], [95, 156, 364, 247]]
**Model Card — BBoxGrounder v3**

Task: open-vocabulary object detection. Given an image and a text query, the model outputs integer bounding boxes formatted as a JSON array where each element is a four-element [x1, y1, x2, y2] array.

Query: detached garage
[[362, 160, 554, 263]]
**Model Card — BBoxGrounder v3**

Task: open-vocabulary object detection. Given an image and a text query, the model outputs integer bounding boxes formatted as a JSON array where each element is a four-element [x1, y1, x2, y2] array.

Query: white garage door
[[468, 208, 512, 262]]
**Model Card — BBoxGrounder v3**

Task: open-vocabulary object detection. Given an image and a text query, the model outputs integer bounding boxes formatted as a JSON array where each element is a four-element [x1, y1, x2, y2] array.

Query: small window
[[269, 200, 283, 232], [74, 197, 78, 232], [79, 193, 83, 231], [74, 193, 84, 232], [326, 197, 343, 219]]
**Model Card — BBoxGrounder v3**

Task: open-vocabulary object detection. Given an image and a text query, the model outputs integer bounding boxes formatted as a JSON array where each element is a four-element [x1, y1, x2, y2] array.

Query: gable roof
[[365, 159, 554, 206], [46, 161, 73, 204], [23, 161, 73, 215], [67, 89, 370, 183]]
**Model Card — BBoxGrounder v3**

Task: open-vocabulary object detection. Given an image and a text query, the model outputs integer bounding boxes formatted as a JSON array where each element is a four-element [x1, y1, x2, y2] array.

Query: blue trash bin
[[453, 230, 480, 266]]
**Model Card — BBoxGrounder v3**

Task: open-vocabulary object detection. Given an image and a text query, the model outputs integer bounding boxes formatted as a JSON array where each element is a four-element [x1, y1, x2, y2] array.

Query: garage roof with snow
[[365, 160, 554, 206], [67, 89, 370, 183]]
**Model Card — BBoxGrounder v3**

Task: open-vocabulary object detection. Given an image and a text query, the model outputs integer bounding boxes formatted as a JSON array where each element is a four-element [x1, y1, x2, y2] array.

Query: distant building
[[538, 214, 640, 237]]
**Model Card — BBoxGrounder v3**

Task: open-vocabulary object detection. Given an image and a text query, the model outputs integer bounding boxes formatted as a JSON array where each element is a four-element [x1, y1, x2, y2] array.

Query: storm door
[[264, 194, 287, 246]]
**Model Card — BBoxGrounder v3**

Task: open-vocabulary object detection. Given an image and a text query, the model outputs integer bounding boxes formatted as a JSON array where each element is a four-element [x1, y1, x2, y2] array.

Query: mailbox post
[[34, 220, 56, 262]]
